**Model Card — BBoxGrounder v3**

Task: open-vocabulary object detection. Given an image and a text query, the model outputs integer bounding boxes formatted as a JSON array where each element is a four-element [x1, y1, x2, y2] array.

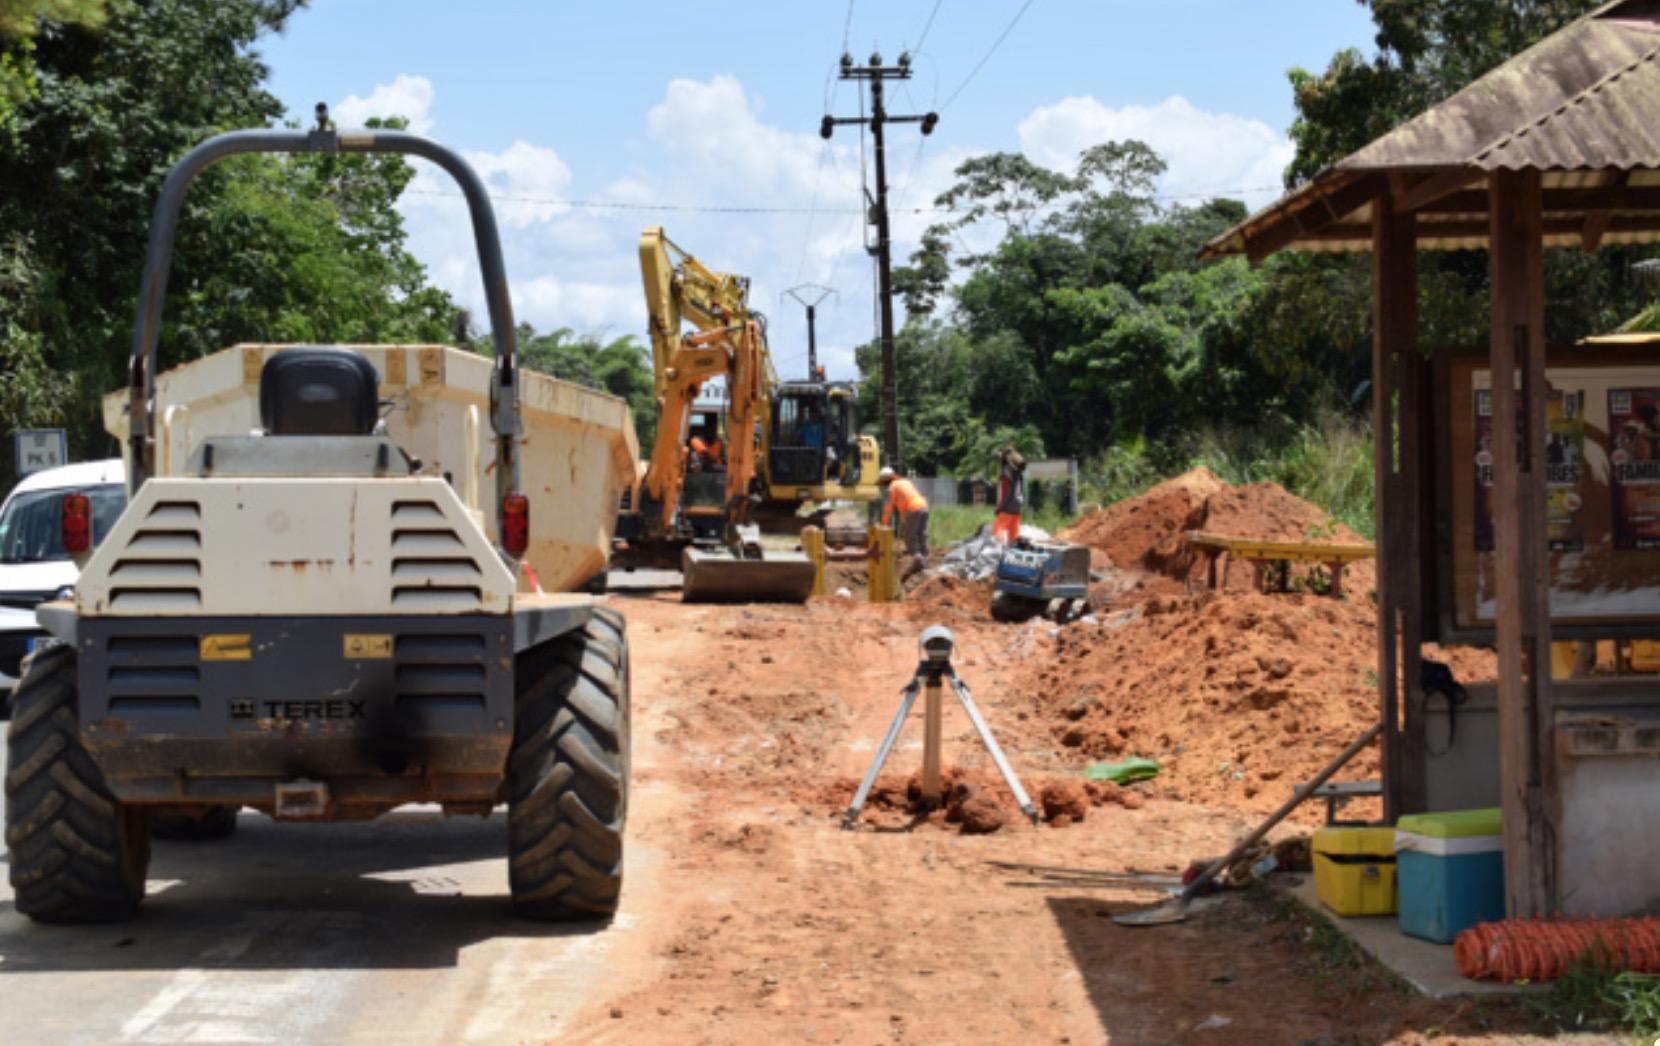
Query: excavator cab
[[681, 405, 728, 542], [769, 382, 862, 489]]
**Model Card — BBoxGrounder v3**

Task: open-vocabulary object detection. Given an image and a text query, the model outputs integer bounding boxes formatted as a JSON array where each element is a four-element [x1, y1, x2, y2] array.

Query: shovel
[[1112, 722, 1383, 927]]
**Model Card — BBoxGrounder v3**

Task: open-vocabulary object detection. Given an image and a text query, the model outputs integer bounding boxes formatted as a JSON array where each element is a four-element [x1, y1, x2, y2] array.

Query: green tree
[[517, 325, 656, 450], [0, 1, 487, 469], [0, 0, 106, 127]]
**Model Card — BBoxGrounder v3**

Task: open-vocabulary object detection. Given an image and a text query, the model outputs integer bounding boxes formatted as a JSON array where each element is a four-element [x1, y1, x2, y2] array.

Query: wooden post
[[1488, 169, 1557, 918], [802, 525, 827, 598], [868, 525, 898, 604], [1372, 193, 1419, 823]]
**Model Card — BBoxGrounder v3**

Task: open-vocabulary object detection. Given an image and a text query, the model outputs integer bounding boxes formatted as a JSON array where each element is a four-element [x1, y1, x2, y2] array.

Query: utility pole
[[783, 284, 836, 379], [821, 51, 937, 473]]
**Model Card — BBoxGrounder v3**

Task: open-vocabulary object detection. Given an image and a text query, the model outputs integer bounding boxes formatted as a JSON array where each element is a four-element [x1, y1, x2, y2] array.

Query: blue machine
[[991, 539, 1092, 622]]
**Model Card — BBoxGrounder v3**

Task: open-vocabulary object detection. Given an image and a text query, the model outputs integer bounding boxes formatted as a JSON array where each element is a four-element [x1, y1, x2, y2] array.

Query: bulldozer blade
[[681, 547, 816, 604]]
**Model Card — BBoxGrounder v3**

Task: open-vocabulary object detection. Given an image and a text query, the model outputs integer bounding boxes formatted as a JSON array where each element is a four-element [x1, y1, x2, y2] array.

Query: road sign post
[[13, 429, 67, 477]]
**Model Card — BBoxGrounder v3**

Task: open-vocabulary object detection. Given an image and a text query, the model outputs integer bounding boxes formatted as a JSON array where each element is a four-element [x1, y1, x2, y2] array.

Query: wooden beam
[[1395, 169, 1485, 213], [1488, 169, 1556, 919], [1372, 195, 1418, 822], [1300, 213, 1660, 244], [1244, 175, 1383, 262], [1582, 171, 1631, 253], [1415, 183, 1660, 216]]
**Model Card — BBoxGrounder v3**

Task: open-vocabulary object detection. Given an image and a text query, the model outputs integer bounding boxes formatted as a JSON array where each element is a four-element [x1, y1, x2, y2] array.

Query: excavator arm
[[625, 228, 813, 601], [635, 227, 777, 536]]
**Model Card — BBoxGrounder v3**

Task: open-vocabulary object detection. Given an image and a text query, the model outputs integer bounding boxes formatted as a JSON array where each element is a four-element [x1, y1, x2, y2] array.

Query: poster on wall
[[1475, 388, 1586, 551], [1610, 387, 1660, 549]]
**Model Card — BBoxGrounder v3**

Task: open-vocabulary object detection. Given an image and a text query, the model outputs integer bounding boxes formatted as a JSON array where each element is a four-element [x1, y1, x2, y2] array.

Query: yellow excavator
[[613, 227, 876, 600]]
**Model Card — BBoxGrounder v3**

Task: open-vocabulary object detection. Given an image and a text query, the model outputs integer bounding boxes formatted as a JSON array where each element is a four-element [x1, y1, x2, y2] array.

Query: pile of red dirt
[[1015, 591, 1496, 820], [814, 766, 1146, 834], [1061, 468, 1374, 594], [903, 572, 992, 616]]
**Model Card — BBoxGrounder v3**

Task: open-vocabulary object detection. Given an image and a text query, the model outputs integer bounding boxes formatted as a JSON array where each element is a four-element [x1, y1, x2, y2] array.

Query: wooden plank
[[1184, 532, 1375, 562], [1487, 169, 1556, 918]]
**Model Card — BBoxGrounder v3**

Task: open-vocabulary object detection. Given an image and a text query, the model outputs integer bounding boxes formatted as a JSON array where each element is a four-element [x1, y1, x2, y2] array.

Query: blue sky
[[259, 1, 1378, 376]]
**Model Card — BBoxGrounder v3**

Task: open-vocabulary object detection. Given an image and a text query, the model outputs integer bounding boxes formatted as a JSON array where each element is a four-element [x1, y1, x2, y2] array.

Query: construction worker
[[993, 446, 1026, 544], [878, 466, 929, 574], [688, 428, 724, 471]]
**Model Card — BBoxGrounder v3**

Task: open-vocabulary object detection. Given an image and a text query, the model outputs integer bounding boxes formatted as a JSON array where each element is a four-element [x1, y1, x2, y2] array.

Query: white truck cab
[[0, 459, 126, 680]]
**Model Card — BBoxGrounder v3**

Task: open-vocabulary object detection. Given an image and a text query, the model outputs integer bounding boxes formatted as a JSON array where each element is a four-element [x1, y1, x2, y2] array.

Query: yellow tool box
[[1312, 826, 1397, 916]]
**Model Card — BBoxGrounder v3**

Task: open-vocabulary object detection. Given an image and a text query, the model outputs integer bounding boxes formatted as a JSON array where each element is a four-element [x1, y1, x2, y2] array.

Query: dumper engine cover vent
[[259, 347, 380, 436]]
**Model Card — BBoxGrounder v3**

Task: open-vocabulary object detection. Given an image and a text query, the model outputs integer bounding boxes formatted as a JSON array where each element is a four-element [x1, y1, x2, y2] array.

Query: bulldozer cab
[[769, 382, 861, 488]]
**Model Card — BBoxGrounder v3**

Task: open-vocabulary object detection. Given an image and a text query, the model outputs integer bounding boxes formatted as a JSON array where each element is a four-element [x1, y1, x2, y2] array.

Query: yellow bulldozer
[[612, 227, 881, 600]]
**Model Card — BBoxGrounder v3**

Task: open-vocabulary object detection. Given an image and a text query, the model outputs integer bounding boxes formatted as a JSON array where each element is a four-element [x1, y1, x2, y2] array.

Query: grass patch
[[1079, 407, 1376, 538], [1526, 952, 1660, 1037], [928, 504, 1076, 547]]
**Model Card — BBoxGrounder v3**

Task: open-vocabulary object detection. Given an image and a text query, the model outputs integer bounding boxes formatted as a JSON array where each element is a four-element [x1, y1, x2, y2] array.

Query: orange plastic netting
[[1455, 918, 1660, 981]]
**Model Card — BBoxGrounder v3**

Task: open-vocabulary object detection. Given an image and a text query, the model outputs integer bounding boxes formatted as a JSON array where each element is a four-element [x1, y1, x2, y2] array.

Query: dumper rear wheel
[[6, 646, 150, 923], [508, 608, 629, 920]]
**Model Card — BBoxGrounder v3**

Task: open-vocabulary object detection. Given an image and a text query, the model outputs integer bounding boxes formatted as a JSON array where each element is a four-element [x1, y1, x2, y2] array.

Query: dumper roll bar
[[125, 126, 521, 503]]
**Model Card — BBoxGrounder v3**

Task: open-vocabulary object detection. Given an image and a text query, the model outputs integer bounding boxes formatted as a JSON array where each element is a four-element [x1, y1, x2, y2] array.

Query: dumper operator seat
[[259, 347, 380, 436]]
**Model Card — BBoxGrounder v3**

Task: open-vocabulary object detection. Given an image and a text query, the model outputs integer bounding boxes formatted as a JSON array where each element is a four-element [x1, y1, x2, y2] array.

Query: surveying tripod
[[843, 625, 1039, 828]]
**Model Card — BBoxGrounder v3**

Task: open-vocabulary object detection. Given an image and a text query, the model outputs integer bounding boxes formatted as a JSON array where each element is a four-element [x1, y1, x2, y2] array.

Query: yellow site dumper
[[9, 124, 634, 925]]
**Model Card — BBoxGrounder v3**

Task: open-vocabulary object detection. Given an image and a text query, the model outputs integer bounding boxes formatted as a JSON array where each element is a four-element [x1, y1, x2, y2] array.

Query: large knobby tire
[[508, 608, 629, 920], [6, 646, 150, 923], [151, 805, 239, 841]]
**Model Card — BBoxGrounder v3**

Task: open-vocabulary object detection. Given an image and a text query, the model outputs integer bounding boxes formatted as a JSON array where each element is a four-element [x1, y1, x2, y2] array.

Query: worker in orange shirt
[[992, 446, 1026, 544], [878, 466, 929, 574], [687, 428, 724, 471]]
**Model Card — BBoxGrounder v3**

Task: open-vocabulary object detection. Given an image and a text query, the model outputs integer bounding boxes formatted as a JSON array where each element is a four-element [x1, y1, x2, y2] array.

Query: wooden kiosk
[[1205, 0, 1660, 918]]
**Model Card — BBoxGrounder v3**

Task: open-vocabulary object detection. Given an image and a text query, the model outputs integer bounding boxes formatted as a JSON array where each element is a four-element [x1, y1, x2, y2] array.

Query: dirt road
[[1, 592, 1544, 1044]]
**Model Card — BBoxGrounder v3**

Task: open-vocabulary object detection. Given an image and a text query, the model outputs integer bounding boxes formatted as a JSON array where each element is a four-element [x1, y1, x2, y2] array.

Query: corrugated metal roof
[[1205, 0, 1660, 259]]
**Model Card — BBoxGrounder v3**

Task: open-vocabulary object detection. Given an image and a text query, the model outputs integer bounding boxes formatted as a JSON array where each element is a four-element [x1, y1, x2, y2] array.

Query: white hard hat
[[878, 466, 896, 482]]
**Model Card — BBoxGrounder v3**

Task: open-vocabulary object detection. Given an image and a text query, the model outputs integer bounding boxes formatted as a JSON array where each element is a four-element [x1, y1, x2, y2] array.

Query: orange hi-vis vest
[[882, 478, 928, 525]]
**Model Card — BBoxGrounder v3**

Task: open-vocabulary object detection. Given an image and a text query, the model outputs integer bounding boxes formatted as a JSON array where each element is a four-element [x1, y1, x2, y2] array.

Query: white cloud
[[334, 74, 436, 135], [359, 75, 1295, 379], [1017, 95, 1292, 208]]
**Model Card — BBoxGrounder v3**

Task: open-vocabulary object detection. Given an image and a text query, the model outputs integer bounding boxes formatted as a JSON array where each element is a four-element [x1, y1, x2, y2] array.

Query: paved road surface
[[0, 748, 657, 1044]]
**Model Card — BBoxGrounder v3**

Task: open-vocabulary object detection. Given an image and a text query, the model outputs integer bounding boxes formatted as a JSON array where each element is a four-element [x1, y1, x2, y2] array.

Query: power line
[[404, 182, 1283, 216], [940, 0, 1038, 112], [841, 0, 856, 53], [913, 0, 944, 53]]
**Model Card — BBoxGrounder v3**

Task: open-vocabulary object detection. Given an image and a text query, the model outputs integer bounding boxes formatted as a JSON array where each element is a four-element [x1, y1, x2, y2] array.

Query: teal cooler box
[[1394, 809, 1506, 944]]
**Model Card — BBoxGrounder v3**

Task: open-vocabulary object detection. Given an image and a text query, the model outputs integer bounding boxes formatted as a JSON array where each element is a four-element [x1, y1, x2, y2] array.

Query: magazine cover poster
[[1474, 389, 1586, 552], [1610, 387, 1660, 549], [1545, 390, 1585, 552]]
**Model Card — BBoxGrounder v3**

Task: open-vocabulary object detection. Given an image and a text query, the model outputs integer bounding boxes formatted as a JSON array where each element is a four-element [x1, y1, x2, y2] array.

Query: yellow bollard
[[801, 525, 827, 598], [867, 525, 898, 603]]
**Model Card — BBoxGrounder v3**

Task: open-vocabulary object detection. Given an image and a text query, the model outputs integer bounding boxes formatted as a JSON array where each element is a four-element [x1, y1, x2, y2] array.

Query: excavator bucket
[[681, 547, 816, 604]]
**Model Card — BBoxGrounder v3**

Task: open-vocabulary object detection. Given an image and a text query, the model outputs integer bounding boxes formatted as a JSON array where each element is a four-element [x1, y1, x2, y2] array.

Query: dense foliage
[[867, 0, 1658, 531], [0, 0, 654, 487]]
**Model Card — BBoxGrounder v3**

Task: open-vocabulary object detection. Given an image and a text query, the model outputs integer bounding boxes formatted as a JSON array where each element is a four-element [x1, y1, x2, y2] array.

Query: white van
[[0, 458, 126, 682]]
